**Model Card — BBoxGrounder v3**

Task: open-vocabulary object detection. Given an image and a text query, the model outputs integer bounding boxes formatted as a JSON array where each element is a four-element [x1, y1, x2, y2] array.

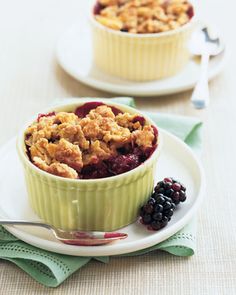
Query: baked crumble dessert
[[94, 0, 194, 34], [25, 102, 158, 179]]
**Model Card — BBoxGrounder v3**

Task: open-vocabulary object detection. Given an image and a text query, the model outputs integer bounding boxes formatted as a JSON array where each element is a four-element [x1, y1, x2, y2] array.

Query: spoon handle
[[0, 219, 52, 230], [191, 53, 210, 109]]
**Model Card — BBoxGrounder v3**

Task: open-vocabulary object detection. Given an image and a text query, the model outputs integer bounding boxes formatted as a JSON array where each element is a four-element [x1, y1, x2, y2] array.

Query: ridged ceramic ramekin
[[17, 99, 162, 231], [90, 2, 197, 81]]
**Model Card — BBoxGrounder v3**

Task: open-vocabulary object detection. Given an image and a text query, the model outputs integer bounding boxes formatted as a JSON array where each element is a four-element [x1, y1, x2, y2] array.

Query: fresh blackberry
[[140, 194, 176, 231], [154, 177, 187, 205]]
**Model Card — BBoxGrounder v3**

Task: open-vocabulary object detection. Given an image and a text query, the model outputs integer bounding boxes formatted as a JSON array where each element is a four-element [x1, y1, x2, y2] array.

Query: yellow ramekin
[[90, 2, 197, 81], [17, 99, 162, 231]]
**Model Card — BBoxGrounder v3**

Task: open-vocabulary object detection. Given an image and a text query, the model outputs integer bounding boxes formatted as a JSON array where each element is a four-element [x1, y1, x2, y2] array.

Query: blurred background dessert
[[91, 0, 196, 81]]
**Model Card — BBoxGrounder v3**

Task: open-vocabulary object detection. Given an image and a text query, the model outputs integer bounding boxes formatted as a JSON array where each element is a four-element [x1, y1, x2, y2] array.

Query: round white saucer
[[0, 130, 205, 256], [56, 23, 227, 97]]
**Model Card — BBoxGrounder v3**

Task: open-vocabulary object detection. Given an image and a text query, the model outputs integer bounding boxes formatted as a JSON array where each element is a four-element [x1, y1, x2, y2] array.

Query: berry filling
[[81, 146, 154, 179], [37, 112, 55, 122], [187, 6, 194, 19], [93, 2, 105, 15], [132, 116, 146, 126]]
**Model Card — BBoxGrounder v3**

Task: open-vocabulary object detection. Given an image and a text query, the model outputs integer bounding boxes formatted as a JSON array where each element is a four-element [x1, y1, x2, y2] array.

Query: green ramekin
[[17, 99, 162, 231]]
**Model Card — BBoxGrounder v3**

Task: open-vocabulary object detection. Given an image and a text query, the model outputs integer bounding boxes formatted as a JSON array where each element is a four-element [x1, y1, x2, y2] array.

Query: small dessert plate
[[56, 22, 227, 97], [0, 130, 205, 256]]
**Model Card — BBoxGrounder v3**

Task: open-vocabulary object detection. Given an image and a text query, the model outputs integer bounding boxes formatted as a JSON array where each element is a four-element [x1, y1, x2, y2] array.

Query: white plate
[[56, 23, 227, 97], [0, 130, 205, 256]]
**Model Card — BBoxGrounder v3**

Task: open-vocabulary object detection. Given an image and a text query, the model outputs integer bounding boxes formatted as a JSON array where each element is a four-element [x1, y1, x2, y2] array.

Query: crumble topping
[[132, 125, 155, 147], [25, 103, 158, 179], [33, 157, 78, 179], [94, 0, 194, 34]]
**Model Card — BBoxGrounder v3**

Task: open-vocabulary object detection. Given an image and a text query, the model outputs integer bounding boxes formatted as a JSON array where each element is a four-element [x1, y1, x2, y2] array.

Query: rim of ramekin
[[17, 98, 162, 184], [89, 0, 199, 39]]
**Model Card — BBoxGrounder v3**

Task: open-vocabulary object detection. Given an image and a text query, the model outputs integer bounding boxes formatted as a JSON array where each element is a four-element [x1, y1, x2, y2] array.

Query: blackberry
[[140, 194, 176, 231], [154, 177, 187, 205]]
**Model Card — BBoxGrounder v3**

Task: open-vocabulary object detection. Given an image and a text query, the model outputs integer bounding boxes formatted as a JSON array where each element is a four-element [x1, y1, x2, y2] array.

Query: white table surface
[[0, 0, 235, 294]]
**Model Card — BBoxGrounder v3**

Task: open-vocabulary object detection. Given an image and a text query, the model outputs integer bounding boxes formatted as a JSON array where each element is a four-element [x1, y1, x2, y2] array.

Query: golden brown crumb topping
[[25, 104, 156, 179], [94, 0, 193, 34]]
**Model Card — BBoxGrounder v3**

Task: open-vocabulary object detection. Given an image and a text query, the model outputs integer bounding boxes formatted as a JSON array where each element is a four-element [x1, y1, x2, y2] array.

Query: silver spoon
[[0, 220, 128, 246], [190, 27, 225, 109]]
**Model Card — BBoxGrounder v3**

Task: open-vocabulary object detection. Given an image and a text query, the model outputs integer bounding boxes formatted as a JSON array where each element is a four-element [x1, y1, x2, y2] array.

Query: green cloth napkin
[[0, 97, 202, 287]]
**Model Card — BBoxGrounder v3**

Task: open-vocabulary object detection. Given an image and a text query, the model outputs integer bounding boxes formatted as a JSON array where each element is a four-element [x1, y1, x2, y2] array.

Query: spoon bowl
[[190, 27, 224, 56]]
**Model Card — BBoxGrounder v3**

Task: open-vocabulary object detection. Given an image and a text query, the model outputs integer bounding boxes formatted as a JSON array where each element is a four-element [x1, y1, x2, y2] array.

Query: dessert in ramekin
[[17, 100, 162, 231], [91, 0, 196, 81]]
